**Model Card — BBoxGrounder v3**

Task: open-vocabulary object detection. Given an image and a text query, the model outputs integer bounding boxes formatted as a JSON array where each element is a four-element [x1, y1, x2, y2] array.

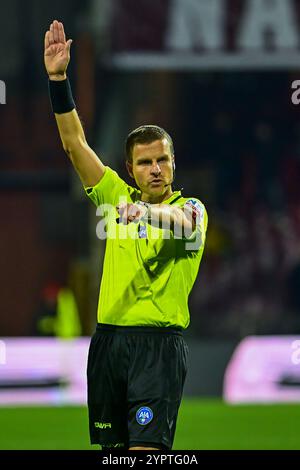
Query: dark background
[[1, 0, 300, 342]]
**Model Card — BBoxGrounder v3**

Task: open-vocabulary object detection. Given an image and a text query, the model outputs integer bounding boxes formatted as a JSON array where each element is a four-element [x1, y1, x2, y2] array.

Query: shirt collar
[[138, 190, 182, 205], [162, 190, 182, 204]]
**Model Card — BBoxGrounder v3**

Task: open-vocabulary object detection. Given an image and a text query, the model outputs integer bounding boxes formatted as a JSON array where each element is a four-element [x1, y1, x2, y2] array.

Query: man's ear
[[126, 160, 134, 179]]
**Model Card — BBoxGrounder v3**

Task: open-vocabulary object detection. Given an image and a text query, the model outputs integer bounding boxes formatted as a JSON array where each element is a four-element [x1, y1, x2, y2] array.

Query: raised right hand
[[44, 20, 72, 80]]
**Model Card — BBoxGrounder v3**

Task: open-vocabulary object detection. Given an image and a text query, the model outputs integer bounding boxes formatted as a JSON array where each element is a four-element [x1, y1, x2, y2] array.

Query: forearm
[[49, 74, 86, 150], [55, 109, 86, 152], [147, 205, 194, 237], [49, 77, 104, 187]]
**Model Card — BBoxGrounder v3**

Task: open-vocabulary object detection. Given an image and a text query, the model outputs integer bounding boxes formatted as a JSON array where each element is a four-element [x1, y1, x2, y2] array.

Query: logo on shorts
[[94, 422, 112, 429], [136, 406, 153, 426]]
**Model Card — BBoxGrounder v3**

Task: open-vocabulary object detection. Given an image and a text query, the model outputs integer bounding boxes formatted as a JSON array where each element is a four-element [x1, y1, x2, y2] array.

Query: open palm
[[44, 20, 72, 77]]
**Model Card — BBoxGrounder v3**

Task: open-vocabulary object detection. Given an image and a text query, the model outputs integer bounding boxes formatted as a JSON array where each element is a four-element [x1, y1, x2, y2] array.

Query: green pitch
[[0, 399, 299, 450]]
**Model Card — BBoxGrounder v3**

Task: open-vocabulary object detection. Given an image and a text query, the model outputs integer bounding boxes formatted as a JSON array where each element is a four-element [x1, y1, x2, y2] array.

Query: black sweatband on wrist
[[48, 77, 76, 114]]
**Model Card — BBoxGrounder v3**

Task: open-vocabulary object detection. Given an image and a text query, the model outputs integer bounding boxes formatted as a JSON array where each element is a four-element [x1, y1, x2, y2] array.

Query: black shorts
[[87, 323, 188, 450]]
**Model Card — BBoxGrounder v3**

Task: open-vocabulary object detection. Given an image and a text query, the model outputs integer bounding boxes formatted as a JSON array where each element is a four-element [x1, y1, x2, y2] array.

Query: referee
[[45, 20, 208, 451]]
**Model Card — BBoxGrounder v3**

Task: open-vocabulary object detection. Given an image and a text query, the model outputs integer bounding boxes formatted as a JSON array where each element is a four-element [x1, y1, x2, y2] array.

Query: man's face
[[127, 138, 174, 198]]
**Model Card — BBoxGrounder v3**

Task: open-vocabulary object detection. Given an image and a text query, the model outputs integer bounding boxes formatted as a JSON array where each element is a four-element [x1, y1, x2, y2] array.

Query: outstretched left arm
[[117, 203, 195, 237]]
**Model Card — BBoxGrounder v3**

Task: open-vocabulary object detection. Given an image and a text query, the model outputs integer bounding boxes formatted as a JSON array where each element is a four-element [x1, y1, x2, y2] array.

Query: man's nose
[[150, 162, 161, 175]]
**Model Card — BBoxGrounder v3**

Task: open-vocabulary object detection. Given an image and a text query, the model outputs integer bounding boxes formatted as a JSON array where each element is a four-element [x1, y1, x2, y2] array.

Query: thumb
[[66, 39, 73, 53]]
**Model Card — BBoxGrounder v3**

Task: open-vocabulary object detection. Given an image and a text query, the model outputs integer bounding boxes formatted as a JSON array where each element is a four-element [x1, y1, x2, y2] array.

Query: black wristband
[[48, 77, 76, 114]]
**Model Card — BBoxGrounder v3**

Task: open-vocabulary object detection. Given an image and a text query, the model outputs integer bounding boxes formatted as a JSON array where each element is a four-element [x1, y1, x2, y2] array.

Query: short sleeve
[[84, 166, 137, 207], [179, 198, 208, 250]]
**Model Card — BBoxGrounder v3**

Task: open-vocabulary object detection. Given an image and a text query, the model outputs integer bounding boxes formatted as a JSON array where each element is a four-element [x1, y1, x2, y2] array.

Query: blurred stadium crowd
[[1, 0, 300, 339], [179, 73, 300, 338]]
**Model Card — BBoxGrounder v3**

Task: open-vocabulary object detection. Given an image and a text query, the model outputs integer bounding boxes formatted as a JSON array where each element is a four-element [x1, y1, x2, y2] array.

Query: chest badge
[[138, 224, 147, 239]]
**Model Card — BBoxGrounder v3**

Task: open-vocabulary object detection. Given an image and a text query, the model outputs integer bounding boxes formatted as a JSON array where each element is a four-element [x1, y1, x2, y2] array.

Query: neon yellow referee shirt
[[85, 167, 208, 329]]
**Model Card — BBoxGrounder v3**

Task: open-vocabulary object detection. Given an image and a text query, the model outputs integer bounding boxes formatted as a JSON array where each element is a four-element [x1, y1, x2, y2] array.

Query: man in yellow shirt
[[44, 20, 207, 450]]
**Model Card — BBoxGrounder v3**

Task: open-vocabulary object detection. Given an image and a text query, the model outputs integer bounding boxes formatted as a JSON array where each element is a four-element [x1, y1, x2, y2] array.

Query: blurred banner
[[2, 336, 300, 405], [107, 0, 300, 70], [0, 338, 88, 405], [224, 336, 300, 403]]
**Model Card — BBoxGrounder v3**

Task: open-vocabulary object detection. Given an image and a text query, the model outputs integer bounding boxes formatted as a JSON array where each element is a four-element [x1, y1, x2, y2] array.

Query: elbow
[[63, 145, 71, 157], [63, 145, 74, 163], [63, 146, 75, 161], [183, 225, 194, 239], [62, 137, 87, 157], [174, 211, 195, 238], [181, 218, 196, 239]]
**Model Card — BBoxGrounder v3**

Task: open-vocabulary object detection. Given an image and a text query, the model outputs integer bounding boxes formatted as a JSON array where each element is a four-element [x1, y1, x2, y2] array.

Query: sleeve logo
[[184, 199, 204, 223]]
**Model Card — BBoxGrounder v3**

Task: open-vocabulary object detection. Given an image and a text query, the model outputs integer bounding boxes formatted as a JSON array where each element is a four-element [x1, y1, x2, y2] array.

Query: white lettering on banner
[[291, 340, 300, 365], [166, 0, 224, 51], [291, 80, 300, 105], [0, 340, 6, 365], [237, 0, 298, 50], [0, 80, 6, 104], [109, 0, 300, 69]]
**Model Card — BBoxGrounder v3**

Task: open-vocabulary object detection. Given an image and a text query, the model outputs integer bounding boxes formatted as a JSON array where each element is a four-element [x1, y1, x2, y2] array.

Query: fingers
[[49, 23, 54, 45], [117, 203, 129, 224], [128, 205, 141, 221], [59, 22, 66, 43], [53, 20, 59, 43], [48, 20, 66, 45], [66, 39, 73, 53], [116, 203, 126, 219], [44, 31, 50, 50], [117, 203, 127, 212], [117, 203, 142, 224]]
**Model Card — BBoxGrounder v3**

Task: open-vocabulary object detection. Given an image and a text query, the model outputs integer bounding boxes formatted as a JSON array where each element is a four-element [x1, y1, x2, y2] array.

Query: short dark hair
[[125, 125, 174, 162]]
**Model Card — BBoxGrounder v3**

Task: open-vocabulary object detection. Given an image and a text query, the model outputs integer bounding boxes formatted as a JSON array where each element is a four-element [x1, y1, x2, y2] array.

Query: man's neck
[[141, 187, 173, 204]]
